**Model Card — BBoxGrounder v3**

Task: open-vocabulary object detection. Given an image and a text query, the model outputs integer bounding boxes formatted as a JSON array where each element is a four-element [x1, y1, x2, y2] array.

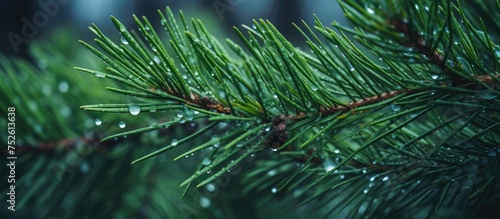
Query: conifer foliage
[[2, 0, 500, 218], [76, 0, 500, 217]]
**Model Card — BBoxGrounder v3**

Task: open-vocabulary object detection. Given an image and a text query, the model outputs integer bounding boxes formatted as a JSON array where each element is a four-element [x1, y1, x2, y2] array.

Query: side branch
[[2, 132, 104, 155], [155, 86, 233, 114], [319, 89, 416, 115], [189, 95, 232, 114], [388, 19, 469, 85]]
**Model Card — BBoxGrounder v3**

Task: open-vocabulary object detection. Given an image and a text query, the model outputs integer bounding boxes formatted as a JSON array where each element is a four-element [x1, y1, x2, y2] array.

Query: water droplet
[[33, 124, 42, 134], [391, 103, 401, 112], [206, 183, 216, 192], [199, 197, 211, 208], [207, 169, 212, 173], [488, 150, 497, 156], [184, 106, 194, 121], [95, 72, 106, 78], [271, 148, 278, 152], [95, 118, 102, 126], [128, 104, 141, 115], [58, 81, 69, 93], [311, 85, 318, 91], [177, 112, 183, 118], [265, 127, 270, 132], [358, 203, 367, 214], [171, 139, 179, 146], [267, 170, 276, 176], [366, 8, 375, 14], [409, 113, 418, 118], [369, 176, 377, 182], [236, 142, 244, 147], [363, 189, 368, 194], [324, 159, 336, 172], [149, 106, 157, 112], [153, 56, 160, 64], [219, 90, 226, 98], [252, 24, 256, 29], [431, 75, 438, 80], [80, 162, 90, 174], [121, 36, 128, 44], [271, 187, 278, 193], [334, 149, 340, 154], [202, 158, 211, 165], [37, 59, 47, 69], [119, 25, 126, 32], [382, 176, 389, 181], [119, 121, 126, 128], [340, 175, 345, 179], [476, 90, 497, 100], [41, 84, 52, 96], [210, 135, 221, 147], [61, 106, 71, 117]]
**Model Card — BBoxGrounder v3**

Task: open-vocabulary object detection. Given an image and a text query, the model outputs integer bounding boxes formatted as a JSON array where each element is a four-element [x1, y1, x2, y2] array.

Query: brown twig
[[2, 132, 107, 156], [153, 86, 233, 114], [388, 19, 467, 85], [320, 89, 417, 115], [388, 19, 500, 87], [189, 95, 232, 114]]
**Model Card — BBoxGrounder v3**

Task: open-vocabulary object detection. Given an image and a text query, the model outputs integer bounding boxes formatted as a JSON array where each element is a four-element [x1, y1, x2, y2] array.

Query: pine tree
[[1, 1, 499, 218]]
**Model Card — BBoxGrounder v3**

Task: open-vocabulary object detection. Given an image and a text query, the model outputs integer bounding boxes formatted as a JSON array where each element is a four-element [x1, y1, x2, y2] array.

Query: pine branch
[[0, 31, 205, 218], [75, 1, 500, 218]]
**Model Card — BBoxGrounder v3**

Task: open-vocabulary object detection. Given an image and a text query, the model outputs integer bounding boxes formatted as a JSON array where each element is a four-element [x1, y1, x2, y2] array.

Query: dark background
[[0, 0, 347, 58]]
